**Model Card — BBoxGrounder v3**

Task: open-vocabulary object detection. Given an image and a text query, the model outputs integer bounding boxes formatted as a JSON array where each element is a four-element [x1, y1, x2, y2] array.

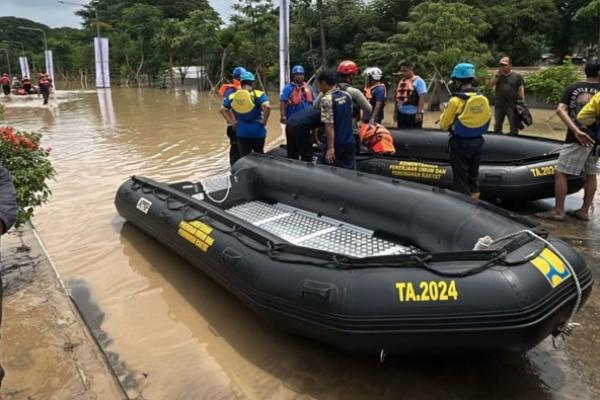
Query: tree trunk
[[169, 53, 175, 89], [317, 0, 327, 67], [135, 53, 145, 87], [219, 46, 229, 81]]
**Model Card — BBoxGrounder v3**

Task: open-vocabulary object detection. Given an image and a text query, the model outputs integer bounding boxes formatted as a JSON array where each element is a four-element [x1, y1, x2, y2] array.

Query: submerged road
[[1, 89, 597, 399]]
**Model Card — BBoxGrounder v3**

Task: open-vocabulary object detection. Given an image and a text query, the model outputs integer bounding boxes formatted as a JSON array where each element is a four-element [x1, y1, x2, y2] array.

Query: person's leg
[[286, 126, 300, 160], [226, 126, 240, 166], [467, 138, 484, 196], [506, 106, 519, 136], [297, 130, 314, 162], [554, 171, 569, 215], [582, 174, 597, 213], [493, 106, 506, 134], [449, 138, 471, 195], [251, 137, 265, 154], [397, 113, 416, 129], [335, 144, 356, 170], [237, 137, 252, 158]]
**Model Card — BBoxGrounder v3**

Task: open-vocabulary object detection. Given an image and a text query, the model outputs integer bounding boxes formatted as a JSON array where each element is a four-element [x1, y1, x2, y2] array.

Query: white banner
[[18, 56, 30, 78], [94, 37, 111, 88], [44, 50, 55, 89]]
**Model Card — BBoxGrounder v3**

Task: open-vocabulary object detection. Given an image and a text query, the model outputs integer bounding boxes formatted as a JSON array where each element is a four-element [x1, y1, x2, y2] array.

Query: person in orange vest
[[22, 76, 34, 94], [280, 65, 314, 124], [0, 74, 10, 96], [395, 60, 427, 129], [38, 73, 52, 105], [362, 67, 386, 125], [219, 66, 246, 165]]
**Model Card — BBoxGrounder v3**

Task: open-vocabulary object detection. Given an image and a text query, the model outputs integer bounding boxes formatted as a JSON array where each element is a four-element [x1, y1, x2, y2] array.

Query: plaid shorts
[[556, 142, 599, 175]]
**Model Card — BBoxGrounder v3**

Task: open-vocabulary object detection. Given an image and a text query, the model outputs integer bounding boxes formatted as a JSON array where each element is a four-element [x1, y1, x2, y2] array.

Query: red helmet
[[337, 60, 359, 76]]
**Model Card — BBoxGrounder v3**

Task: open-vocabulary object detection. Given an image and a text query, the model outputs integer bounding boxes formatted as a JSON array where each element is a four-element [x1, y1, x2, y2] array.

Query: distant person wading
[[490, 56, 525, 136]]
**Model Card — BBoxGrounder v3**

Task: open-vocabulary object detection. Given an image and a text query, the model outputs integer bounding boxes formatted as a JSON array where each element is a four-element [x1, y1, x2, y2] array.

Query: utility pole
[[316, 0, 327, 67]]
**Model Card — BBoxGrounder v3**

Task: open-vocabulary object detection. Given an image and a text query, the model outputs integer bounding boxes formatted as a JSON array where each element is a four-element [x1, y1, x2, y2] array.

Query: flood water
[[2, 89, 599, 400]]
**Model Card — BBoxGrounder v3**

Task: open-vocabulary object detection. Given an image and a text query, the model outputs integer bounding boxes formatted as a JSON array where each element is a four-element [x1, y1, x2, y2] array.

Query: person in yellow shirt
[[439, 63, 491, 198]]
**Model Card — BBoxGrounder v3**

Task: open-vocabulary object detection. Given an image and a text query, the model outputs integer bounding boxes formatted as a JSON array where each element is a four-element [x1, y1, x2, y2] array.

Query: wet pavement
[[0, 224, 125, 399], [0, 89, 598, 399]]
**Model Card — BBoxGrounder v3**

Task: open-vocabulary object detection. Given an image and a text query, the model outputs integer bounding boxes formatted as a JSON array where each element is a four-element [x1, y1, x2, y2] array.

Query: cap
[[499, 57, 512, 66]]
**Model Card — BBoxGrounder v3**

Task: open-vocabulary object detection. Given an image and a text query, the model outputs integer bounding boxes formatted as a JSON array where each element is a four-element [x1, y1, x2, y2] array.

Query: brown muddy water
[[2, 89, 598, 400]]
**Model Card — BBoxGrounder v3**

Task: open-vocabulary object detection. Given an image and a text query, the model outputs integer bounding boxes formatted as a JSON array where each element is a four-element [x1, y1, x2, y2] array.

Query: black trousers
[[226, 126, 240, 166], [2, 85, 9, 95], [40, 87, 50, 105], [494, 105, 519, 136], [237, 137, 265, 158], [285, 125, 313, 162], [449, 136, 484, 195], [396, 112, 423, 129]]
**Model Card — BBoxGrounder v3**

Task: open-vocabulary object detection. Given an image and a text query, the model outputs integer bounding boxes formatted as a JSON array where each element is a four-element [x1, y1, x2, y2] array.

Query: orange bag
[[359, 123, 396, 154]]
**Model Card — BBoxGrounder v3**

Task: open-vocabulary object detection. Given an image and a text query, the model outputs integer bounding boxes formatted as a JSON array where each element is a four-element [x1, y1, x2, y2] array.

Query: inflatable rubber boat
[[268, 129, 585, 203], [115, 154, 592, 355]]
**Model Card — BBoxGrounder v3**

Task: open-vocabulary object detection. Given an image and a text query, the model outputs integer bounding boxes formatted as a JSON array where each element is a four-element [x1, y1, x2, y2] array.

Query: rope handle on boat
[[489, 229, 583, 342], [202, 175, 232, 204]]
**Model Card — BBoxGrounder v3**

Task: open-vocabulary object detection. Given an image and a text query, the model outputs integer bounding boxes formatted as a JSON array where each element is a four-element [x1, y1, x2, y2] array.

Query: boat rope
[[484, 229, 583, 343], [202, 174, 232, 204]]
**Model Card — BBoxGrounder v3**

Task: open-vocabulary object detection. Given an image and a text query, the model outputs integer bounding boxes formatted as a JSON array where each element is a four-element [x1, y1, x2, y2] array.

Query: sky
[[0, 0, 236, 28]]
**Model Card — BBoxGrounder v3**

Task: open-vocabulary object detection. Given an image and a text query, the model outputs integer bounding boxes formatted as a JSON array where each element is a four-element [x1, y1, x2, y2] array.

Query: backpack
[[452, 92, 491, 137], [230, 89, 262, 115], [359, 123, 396, 154]]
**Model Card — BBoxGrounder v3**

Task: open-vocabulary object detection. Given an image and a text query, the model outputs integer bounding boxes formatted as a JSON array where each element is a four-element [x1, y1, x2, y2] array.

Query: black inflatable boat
[[115, 154, 592, 355], [268, 129, 585, 203]]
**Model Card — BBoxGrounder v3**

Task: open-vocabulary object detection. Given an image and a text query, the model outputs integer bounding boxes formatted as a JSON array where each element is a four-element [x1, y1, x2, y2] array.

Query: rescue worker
[[221, 71, 271, 158], [317, 70, 356, 169], [38, 73, 52, 105], [219, 66, 246, 165], [395, 60, 427, 129], [315, 60, 372, 125], [280, 65, 314, 124], [439, 63, 491, 198], [22, 76, 34, 94], [0, 74, 10, 96], [285, 107, 322, 162], [490, 56, 525, 136], [362, 67, 386, 125]]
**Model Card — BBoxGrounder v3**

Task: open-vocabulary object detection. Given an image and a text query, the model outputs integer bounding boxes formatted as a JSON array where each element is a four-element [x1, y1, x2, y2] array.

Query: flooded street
[[2, 89, 598, 400]]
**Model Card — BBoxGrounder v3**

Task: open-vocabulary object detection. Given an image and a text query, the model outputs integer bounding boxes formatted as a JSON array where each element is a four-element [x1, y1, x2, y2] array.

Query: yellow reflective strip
[[178, 228, 196, 244], [204, 236, 215, 246], [179, 222, 197, 236], [195, 231, 207, 241]]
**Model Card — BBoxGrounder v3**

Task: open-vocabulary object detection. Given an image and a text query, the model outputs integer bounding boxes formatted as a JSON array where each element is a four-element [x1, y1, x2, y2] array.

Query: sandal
[[567, 209, 590, 221], [534, 210, 566, 221]]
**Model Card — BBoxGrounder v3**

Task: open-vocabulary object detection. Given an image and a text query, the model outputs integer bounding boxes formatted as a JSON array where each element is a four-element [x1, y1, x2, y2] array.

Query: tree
[[575, 0, 600, 60]]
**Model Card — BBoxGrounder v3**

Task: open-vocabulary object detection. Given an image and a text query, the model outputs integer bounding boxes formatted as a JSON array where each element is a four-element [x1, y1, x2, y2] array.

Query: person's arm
[[279, 85, 289, 124], [439, 98, 460, 131], [220, 106, 237, 128], [415, 79, 427, 123], [577, 92, 600, 127], [261, 102, 271, 126], [556, 103, 594, 147], [0, 166, 18, 235], [517, 75, 525, 100], [368, 86, 385, 125], [348, 87, 373, 114], [489, 70, 501, 87], [321, 95, 335, 163]]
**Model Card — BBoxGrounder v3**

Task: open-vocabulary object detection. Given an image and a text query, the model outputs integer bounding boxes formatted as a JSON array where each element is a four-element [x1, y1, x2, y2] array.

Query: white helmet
[[364, 67, 383, 80]]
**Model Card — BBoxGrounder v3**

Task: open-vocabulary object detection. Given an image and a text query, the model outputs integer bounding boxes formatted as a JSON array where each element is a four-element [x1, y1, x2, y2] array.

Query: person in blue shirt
[[362, 67, 386, 125], [395, 60, 428, 129], [280, 65, 314, 124], [318, 70, 356, 169], [220, 71, 271, 158], [285, 107, 322, 162]]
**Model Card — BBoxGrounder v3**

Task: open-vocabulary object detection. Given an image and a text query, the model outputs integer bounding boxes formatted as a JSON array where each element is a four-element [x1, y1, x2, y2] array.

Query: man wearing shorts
[[535, 63, 600, 221]]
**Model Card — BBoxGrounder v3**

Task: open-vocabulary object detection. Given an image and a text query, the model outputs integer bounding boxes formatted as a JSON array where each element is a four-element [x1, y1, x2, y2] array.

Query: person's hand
[[231, 121, 237, 132], [325, 148, 335, 163], [415, 112, 423, 123], [368, 119, 375, 126], [574, 129, 595, 148], [280, 115, 287, 124]]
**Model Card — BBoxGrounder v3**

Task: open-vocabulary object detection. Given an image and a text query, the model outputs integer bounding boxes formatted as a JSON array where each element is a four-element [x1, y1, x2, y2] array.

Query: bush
[[0, 103, 4, 120], [0, 127, 55, 226], [525, 62, 581, 105]]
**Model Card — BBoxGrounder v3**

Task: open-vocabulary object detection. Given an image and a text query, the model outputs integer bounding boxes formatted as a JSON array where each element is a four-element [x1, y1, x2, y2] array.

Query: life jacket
[[0, 76, 9, 85], [287, 83, 314, 106], [39, 77, 50, 87], [359, 123, 396, 154], [364, 82, 387, 103], [451, 91, 491, 138], [218, 79, 241, 97], [396, 76, 419, 106], [229, 89, 265, 121]]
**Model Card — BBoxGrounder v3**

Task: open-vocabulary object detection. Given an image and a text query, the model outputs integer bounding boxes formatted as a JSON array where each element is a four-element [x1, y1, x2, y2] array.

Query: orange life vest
[[396, 76, 419, 105], [364, 82, 387, 103], [288, 83, 314, 106], [0, 76, 9, 85], [359, 123, 396, 154], [218, 79, 241, 97]]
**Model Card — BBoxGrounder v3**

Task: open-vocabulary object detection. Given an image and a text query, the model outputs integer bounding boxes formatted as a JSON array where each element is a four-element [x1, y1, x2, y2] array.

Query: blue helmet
[[291, 65, 305, 75], [451, 63, 476, 79], [232, 66, 247, 78], [240, 71, 255, 82]]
